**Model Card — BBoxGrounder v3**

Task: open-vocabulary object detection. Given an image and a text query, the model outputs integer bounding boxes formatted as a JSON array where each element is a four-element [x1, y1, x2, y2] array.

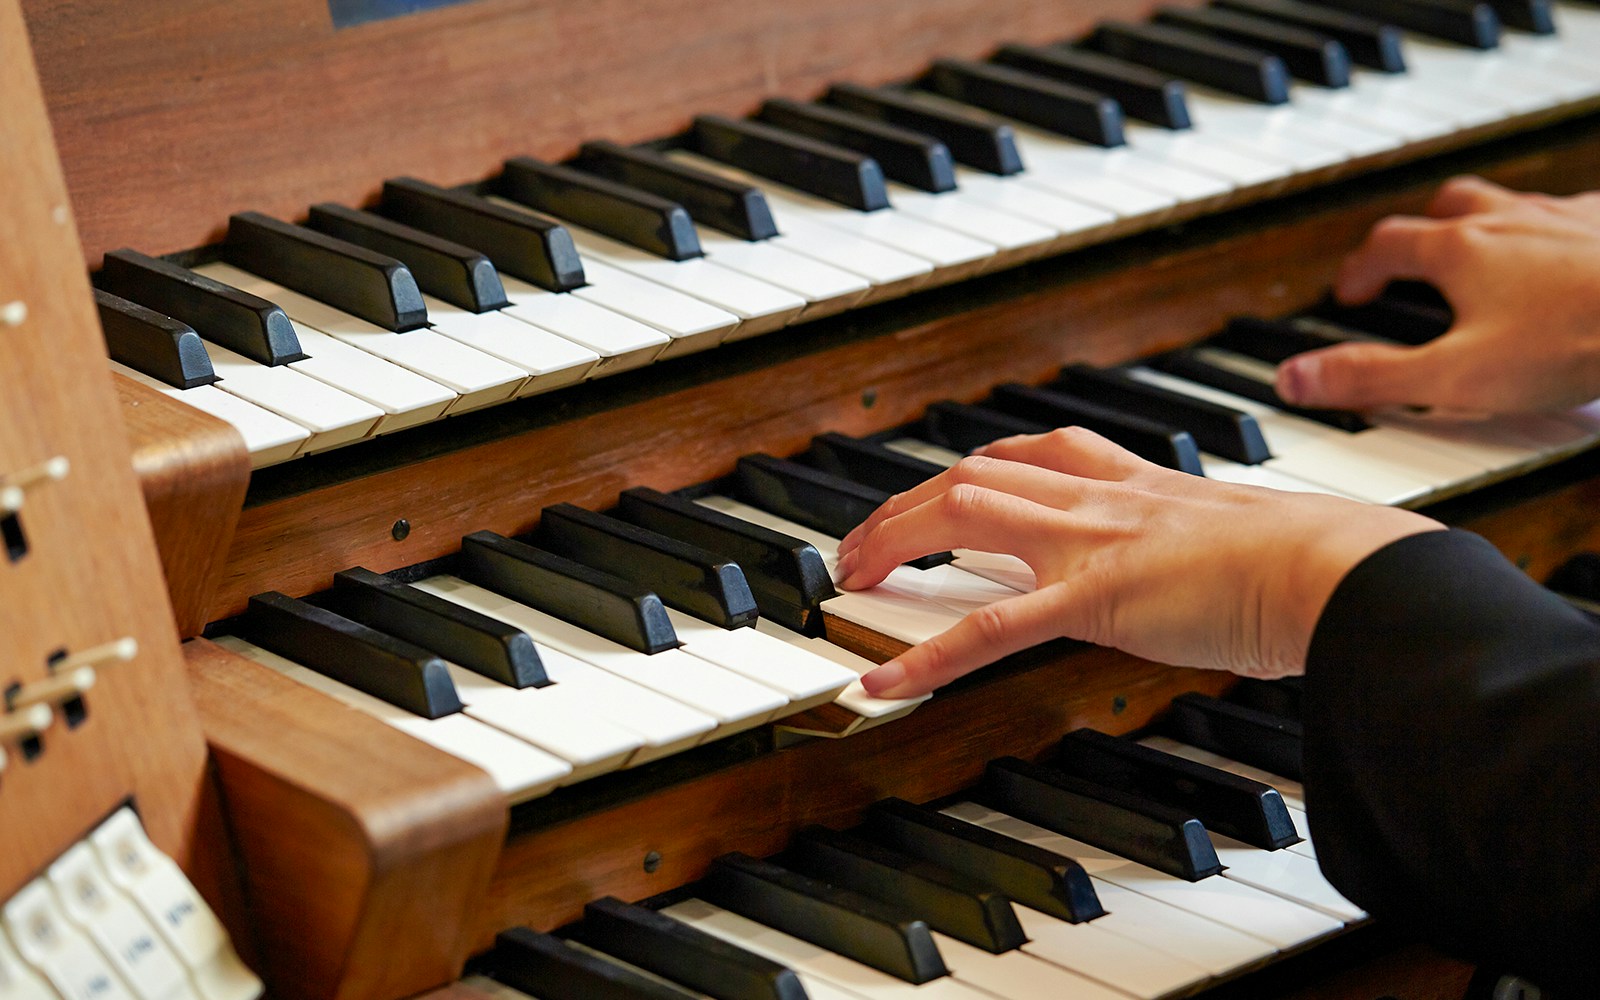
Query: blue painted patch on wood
[[329, 0, 480, 28]]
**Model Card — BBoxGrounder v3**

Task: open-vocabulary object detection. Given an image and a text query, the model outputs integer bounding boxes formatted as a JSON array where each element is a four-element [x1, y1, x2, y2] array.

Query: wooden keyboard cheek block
[[185, 638, 507, 1000]]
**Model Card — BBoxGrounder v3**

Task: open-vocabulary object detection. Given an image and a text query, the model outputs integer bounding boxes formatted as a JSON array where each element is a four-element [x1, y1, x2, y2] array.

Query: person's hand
[[1275, 175, 1600, 414], [833, 429, 1441, 699]]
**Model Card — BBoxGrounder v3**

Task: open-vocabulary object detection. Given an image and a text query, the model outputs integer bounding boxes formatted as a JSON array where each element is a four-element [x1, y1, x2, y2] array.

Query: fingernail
[[861, 660, 906, 697], [833, 548, 859, 587], [1277, 356, 1319, 405]]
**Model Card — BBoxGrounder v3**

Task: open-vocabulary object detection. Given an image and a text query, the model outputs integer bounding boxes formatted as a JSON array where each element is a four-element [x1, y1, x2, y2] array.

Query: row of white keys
[[108, 362, 309, 468], [193, 340, 382, 453], [283, 322, 455, 434], [876, 182, 1060, 270], [751, 618, 931, 720], [423, 294, 599, 396], [213, 635, 573, 802], [195, 263, 527, 413], [692, 226, 872, 320], [497, 276, 670, 376], [664, 609, 857, 712], [1006, 120, 1240, 203], [408, 575, 789, 738], [1401, 33, 1594, 113]]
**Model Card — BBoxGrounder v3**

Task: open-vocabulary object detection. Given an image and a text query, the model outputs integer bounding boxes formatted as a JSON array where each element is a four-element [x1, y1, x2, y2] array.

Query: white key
[[950, 168, 1120, 244], [109, 363, 309, 467], [950, 550, 1037, 593], [197, 264, 526, 412], [668, 610, 855, 711], [1288, 76, 1460, 143], [409, 576, 717, 761], [1198, 454, 1364, 499], [944, 802, 1344, 949], [214, 637, 571, 802], [1284, 805, 1319, 859], [201, 341, 381, 452], [4, 880, 137, 1000], [1184, 90, 1390, 166], [1122, 123, 1293, 188], [409, 576, 787, 735], [1010, 123, 1235, 202], [885, 184, 1058, 266], [444, 664, 642, 782], [695, 227, 871, 320], [1406, 34, 1589, 110], [424, 296, 598, 397], [285, 323, 456, 434], [931, 930, 1134, 1000], [1066, 876, 1273, 977], [0, 927, 56, 1000], [1347, 64, 1506, 128], [1008, 902, 1212, 999], [1209, 832, 1364, 921], [499, 276, 669, 375], [48, 845, 195, 1000], [752, 618, 929, 719], [573, 260, 743, 357]]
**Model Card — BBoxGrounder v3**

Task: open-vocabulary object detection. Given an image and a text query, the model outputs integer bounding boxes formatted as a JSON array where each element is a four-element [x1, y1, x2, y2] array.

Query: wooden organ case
[[8, 0, 1600, 997]]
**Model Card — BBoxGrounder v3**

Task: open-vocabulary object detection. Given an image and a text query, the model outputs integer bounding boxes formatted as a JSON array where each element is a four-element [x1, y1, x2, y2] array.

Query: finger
[[1275, 340, 1446, 410], [861, 584, 1078, 697], [973, 426, 1151, 481], [1426, 175, 1522, 219], [1334, 215, 1449, 304]]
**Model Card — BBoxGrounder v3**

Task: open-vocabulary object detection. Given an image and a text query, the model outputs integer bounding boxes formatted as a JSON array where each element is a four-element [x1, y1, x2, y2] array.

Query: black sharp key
[[979, 757, 1224, 881], [788, 825, 1027, 954], [921, 58, 1126, 147], [574, 897, 806, 1000], [500, 157, 703, 261], [1209, 315, 1352, 364], [1227, 675, 1305, 720], [758, 99, 957, 193], [1149, 348, 1371, 431], [222, 212, 427, 332], [1313, 0, 1500, 46], [536, 503, 758, 630], [825, 83, 1024, 176], [732, 454, 954, 570], [379, 177, 586, 292], [989, 383, 1206, 474], [1486, 0, 1554, 33], [574, 141, 780, 241], [693, 114, 890, 212], [1154, 6, 1352, 85], [920, 401, 1049, 453], [457, 531, 678, 654], [1056, 728, 1300, 850], [1309, 285, 1453, 345], [322, 567, 548, 689], [94, 290, 218, 389], [865, 797, 1105, 923], [701, 853, 948, 984], [1166, 692, 1305, 781], [616, 488, 836, 636], [1213, 0, 1407, 72], [1084, 21, 1292, 103], [305, 204, 509, 313], [488, 927, 700, 1000], [1052, 363, 1271, 465], [805, 432, 945, 495], [234, 592, 463, 719], [98, 249, 306, 366], [991, 45, 1192, 129]]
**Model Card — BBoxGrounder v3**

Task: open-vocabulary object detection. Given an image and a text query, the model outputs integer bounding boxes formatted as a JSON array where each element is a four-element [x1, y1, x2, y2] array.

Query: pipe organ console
[[7, 0, 1600, 997]]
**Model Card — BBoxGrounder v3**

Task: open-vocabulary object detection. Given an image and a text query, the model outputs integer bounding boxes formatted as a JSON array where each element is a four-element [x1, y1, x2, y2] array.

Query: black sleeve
[[1303, 528, 1600, 994]]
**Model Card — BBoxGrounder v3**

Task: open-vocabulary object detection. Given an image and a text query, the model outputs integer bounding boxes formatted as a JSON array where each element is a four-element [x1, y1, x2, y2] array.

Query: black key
[[1486, 0, 1554, 34], [758, 98, 957, 193], [1084, 21, 1291, 103], [865, 797, 1105, 923], [1052, 363, 1271, 465], [1056, 728, 1300, 850], [536, 503, 758, 630], [804, 432, 945, 495], [97, 249, 306, 367], [457, 531, 678, 654], [94, 290, 218, 389], [701, 852, 948, 984], [222, 212, 428, 332], [1149, 348, 1371, 432], [920, 401, 1049, 453], [788, 825, 1027, 953], [979, 757, 1225, 881], [989, 383, 1206, 474], [1310, 287, 1452, 345], [574, 897, 806, 1000], [615, 488, 836, 636], [500, 157, 703, 261], [379, 177, 586, 292], [321, 567, 548, 689], [1213, 0, 1407, 72], [1154, 6, 1352, 85], [1209, 315, 1352, 364], [488, 927, 699, 1000], [991, 45, 1192, 129], [574, 140, 780, 241], [1313, 0, 1500, 46], [305, 204, 509, 313], [1228, 675, 1305, 720], [825, 83, 1024, 176], [1166, 692, 1304, 781], [921, 58, 1126, 147], [693, 114, 890, 212], [234, 592, 463, 719]]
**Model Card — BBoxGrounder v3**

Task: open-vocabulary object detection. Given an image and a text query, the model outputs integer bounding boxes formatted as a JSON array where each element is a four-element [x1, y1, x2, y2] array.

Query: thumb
[[1276, 341, 1446, 410]]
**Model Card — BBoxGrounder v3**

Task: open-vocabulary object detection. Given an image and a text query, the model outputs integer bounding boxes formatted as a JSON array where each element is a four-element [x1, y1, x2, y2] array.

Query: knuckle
[[949, 454, 995, 484], [942, 482, 990, 521], [967, 604, 1013, 647]]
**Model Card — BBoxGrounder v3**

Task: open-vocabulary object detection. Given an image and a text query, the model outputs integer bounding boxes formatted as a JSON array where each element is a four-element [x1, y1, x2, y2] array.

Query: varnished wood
[[0, 0, 220, 900], [186, 638, 507, 1000], [116, 373, 251, 638]]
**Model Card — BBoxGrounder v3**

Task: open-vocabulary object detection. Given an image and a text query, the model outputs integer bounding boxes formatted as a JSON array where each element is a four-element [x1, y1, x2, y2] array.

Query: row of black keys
[[469, 701, 1305, 997]]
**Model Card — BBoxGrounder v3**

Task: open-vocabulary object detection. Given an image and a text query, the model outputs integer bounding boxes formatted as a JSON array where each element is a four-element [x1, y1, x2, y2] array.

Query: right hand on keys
[[833, 428, 1439, 700], [1275, 175, 1600, 415]]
